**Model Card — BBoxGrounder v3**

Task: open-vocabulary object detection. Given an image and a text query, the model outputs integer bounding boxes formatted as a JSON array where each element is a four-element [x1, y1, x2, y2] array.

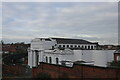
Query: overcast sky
[[2, 2, 118, 45]]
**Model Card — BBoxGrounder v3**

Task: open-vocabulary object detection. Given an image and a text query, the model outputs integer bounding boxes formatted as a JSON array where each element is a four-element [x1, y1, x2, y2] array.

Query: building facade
[[28, 37, 115, 68], [114, 49, 120, 61]]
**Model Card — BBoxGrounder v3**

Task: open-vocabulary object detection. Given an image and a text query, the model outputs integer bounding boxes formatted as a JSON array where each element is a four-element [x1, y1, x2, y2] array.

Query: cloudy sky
[[2, 2, 118, 45]]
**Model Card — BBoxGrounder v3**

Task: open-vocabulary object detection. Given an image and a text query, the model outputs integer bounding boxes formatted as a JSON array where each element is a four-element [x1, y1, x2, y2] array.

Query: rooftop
[[51, 38, 98, 44]]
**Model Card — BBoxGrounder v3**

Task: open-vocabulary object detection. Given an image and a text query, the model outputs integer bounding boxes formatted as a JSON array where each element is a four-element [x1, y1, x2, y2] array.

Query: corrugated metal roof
[[52, 38, 98, 44]]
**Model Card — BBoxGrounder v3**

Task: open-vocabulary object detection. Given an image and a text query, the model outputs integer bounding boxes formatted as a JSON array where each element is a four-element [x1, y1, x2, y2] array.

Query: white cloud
[[2, 2, 118, 44], [1, 0, 119, 2]]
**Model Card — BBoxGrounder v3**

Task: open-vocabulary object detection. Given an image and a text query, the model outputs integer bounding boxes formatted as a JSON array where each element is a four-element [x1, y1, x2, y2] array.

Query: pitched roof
[[114, 49, 120, 53], [51, 38, 98, 44]]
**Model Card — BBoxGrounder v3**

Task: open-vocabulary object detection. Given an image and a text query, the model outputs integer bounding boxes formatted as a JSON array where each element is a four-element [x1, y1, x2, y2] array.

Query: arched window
[[52, 46, 54, 49], [81, 46, 84, 49], [56, 58, 59, 64], [63, 45, 65, 47], [49, 57, 52, 64], [67, 45, 69, 48], [46, 56, 48, 63], [91, 46, 93, 50], [85, 46, 87, 49], [59, 45, 61, 48], [74, 45, 77, 48]]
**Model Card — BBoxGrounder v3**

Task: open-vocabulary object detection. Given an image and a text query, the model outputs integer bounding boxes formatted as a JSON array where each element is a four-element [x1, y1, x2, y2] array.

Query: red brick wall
[[32, 63, 120, 79], [2, 64, 26, 76]]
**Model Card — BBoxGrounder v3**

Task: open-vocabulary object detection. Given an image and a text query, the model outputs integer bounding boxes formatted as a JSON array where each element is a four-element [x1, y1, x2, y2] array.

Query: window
[[56, 58, 59, 64], [117, 56, 120, 61], [74, 45, 77, 47], [49, 57, 52, 64], [52, 46, 54, 49], [78, 45, 80, 47], [46, 56, 48, 63], [61, 61, 66, 66], [88, 46, 90, 49], [81, 46, 84, 49], [91, 46, 93, 49], [59, 45, 61, 48], [71, 45, 73, 47], [94, 46, 96, 49], [85, 46, 87, 49], [67, 45, 69, 48], [55, 44, 57, 46], [63, 45, 65, 47]]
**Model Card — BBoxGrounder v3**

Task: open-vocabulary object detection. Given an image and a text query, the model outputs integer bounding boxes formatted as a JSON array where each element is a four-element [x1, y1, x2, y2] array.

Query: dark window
[[78, 45, 80, 47], [67, 45, 69, 48], [61, 62, 66, 66], [75, 45, 77, 47], [59, 45, 61, 47], [45, 39, 51, 41], [81, 46, 84, 49], [55, 44, 57, 46], [85, 46, 87, 49], [94, 46, 96, 48], [56, 58, 59, 64], [71, 45, 73, 47], [63, 45, 65, 47], [52, 46, 54, 49], [49, 57, 52, 64], [91, 46, 93, 49], [46, 56, 48, 63]]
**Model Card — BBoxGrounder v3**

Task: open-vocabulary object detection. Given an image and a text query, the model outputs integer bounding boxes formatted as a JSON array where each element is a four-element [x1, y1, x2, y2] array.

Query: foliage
[[36, 72, 51, 79], [110, 61, 120, 68]]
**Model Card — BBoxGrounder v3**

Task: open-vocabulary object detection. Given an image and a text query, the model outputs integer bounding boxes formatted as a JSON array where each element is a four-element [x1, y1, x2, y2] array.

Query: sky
[[2, 2, 118, 45]]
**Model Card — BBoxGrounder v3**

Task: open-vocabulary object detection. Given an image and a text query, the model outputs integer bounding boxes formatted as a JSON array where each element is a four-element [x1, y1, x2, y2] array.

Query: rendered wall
[[31, 38, 56, 50], [28, 50, 115, 68]]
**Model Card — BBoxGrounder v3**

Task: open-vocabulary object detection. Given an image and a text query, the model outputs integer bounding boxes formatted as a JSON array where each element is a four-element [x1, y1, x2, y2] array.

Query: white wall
[[92, 50, 107, 67], [31, 38, 57, 50], [28, 38, 115, 68], [92, 50, 115, 67], [31, 39, 43, 50], [73, 50, 114, 67], [73, 50, 82, 62], [42, 40, 57, 50], [43, 51, 74, 65], [81, 50, 93, 62], [105, 50, 115, 62]]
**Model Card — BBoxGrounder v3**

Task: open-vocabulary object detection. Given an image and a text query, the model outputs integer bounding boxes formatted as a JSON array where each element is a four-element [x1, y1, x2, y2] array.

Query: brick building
[[114, 49, 120, 61]]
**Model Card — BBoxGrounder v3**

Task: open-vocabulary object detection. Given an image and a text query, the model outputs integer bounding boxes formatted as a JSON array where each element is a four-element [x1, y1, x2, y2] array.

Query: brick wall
[[2, 64, 26, 77], [32, 62, 120, 79]]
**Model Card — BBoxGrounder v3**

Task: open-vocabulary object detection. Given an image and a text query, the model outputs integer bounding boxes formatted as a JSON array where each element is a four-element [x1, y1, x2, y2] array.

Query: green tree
[[110, 61, 120, 68]]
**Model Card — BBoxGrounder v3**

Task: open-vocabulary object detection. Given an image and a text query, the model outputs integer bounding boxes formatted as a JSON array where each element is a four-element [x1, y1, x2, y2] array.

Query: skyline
[[2, 2, 118, 45]]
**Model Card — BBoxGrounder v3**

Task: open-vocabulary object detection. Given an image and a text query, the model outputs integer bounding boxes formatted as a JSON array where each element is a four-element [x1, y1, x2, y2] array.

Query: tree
[[110, 61, 120, 68], [1, 40, 4, 45]]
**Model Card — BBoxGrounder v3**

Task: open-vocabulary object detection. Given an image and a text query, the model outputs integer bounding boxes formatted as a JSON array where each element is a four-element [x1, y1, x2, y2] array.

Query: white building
[[28, 37, 115, 68]]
